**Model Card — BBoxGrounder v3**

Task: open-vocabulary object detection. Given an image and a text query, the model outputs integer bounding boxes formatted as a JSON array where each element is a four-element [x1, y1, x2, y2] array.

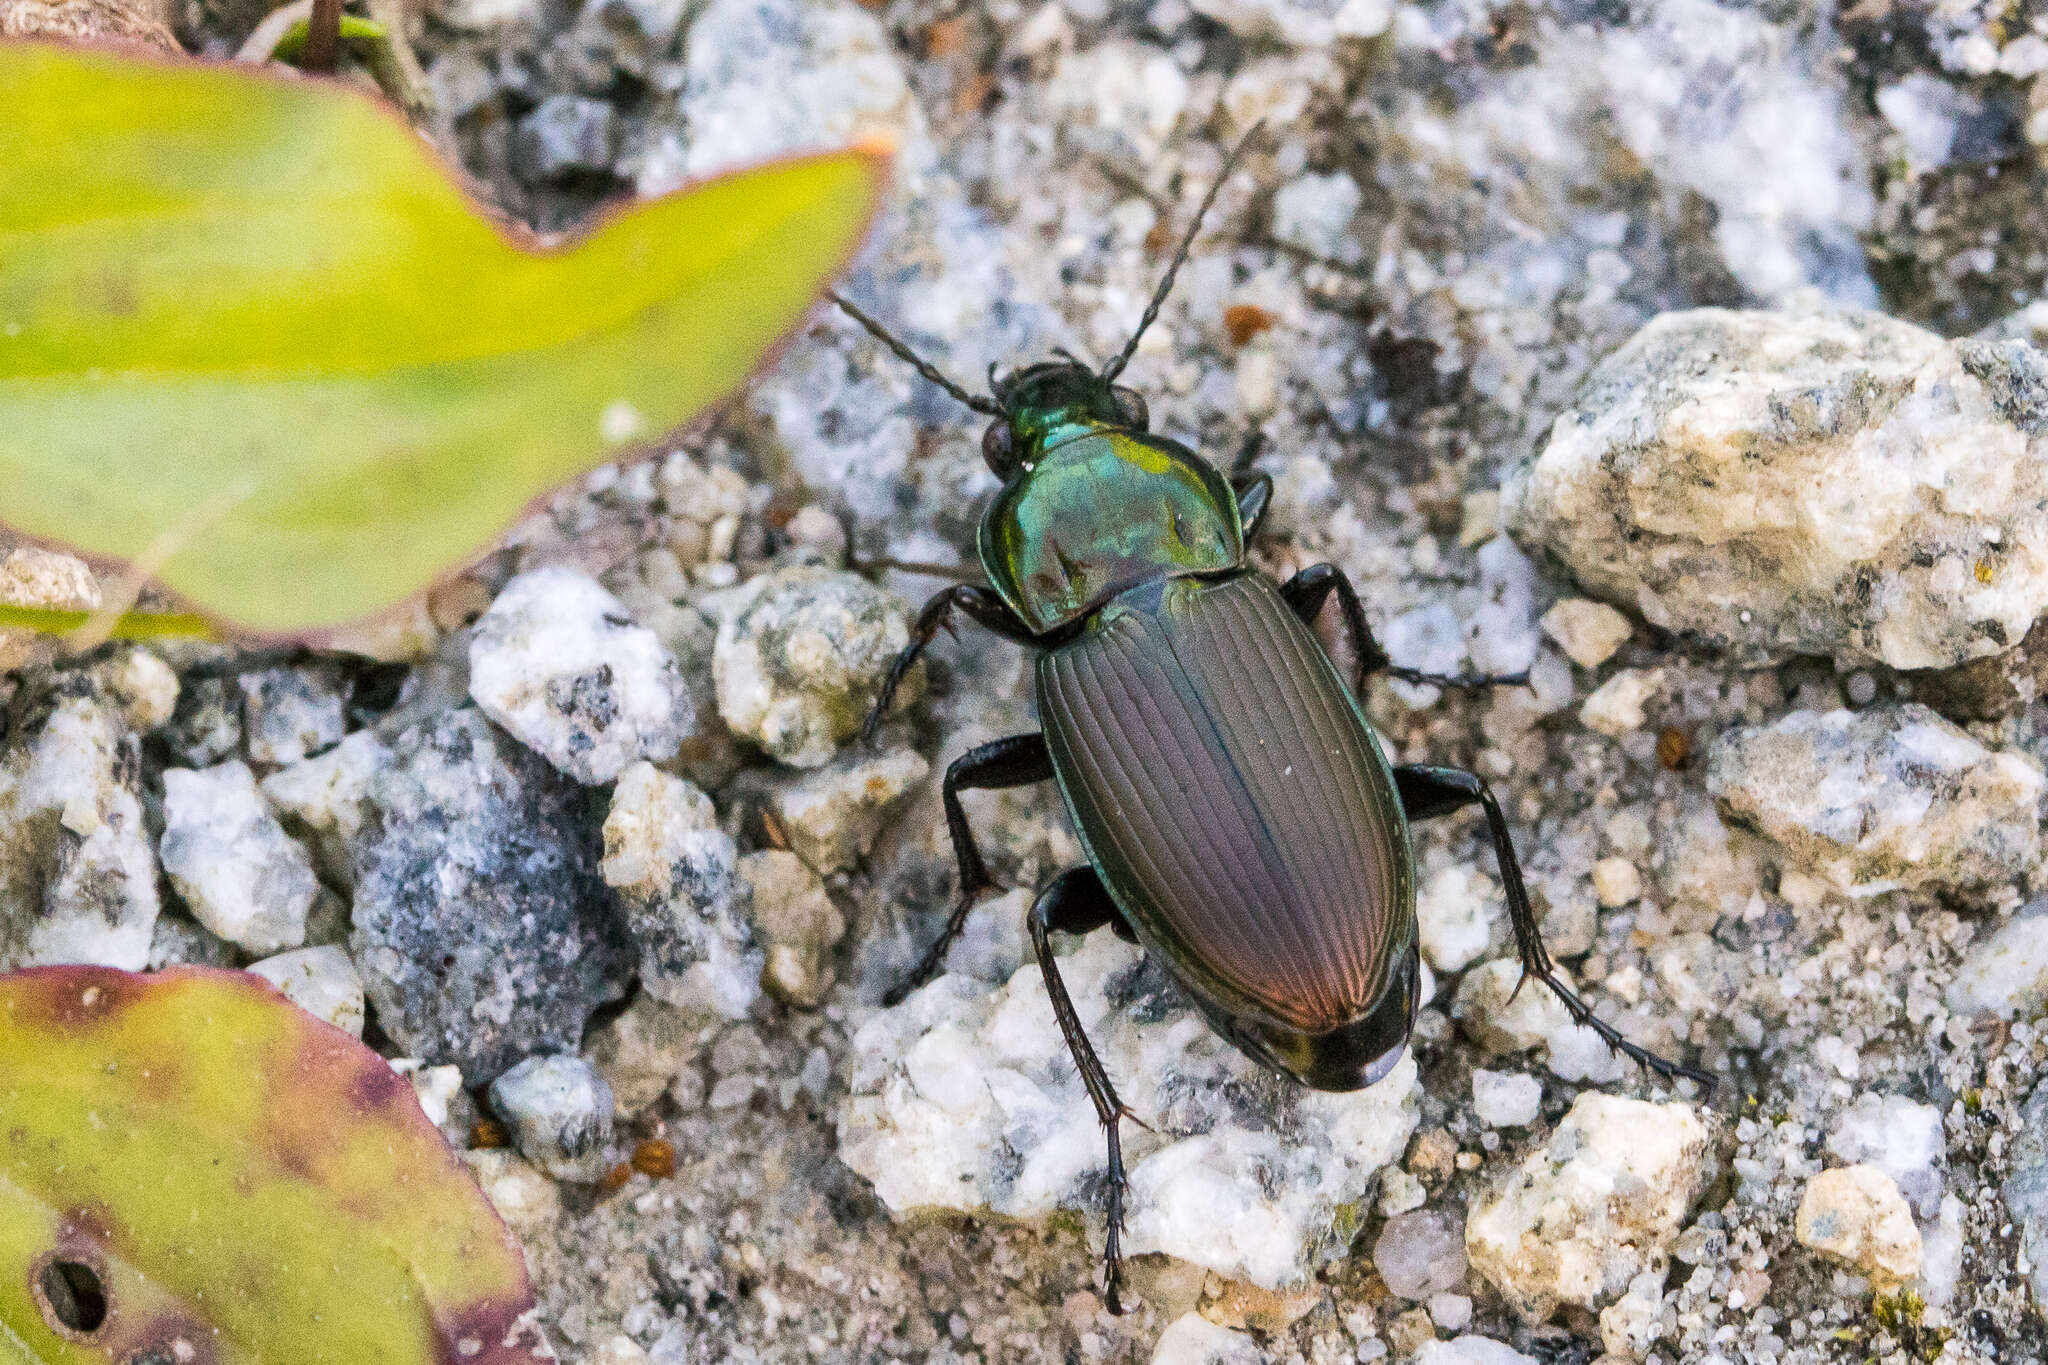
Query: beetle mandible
[[832, 127, 1710, 1313]]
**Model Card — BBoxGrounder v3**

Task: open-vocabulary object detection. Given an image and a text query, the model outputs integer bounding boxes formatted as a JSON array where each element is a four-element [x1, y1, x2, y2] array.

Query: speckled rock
[[2004, 1080, 2048, 1311], [164, 673, 243, 768], [0, 687, 159, 970], [1794, 1164, 1922, 1289], [768, 746, 928, 874], [1706, 704, 2043, 895], [712, 567, 917, 768], [1466, 1093, 1711, 1320], [470, 567, 696, 784], [238, 666, 346, 766], [247, 944, 366, 1036], [1945, 903, 2048, 1018], [160, 761, 318, 954], [1508, 308, 2048, 669], [489, 1054, 616, 1183], [1148, 1313, 1263, 1365], [349, 706, 631, 1078], [601, 762, 762, 1019], [740, 849, 845, 1007], [839, 932, 1419, 1290]]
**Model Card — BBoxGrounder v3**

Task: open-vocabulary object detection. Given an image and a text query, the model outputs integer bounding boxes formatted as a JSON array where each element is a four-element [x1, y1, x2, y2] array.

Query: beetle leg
[[1279, 563, 1532, 692], [1029, 872, 1139, 1315], [1231, 431, 1273, 540], [883, 734, 1054, 1006], [860, 584, 1040, 745], [1392, 764, 1716, 1091]]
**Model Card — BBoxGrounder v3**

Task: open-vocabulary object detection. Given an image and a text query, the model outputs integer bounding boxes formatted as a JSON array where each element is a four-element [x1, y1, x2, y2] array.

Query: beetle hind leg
[[1393, 764, 1716, 1091], [883, 734, 1054, 1007], [1030, 868, 1140, 1313], [1280, 563, 1532, 691]]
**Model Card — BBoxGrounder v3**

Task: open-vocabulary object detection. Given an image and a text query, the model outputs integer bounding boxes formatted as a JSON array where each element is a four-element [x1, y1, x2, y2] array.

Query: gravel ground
[[15, 0, 2048, 1362]]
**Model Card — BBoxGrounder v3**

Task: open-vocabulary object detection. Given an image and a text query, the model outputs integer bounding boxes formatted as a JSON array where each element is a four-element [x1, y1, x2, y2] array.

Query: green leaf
[[0, 965, 551, 1365], [0, 43, 885, 637]]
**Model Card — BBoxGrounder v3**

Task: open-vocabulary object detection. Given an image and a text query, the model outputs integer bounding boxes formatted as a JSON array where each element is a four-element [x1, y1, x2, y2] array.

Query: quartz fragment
[[1509, 308, 2048, 669], [839, 933, 1418, 1289], [470, 567, 696, 784], [1945, 905, 2048, 1018], [1706, 704, 2042, 894], [1794, 1165, 1922, 1289], [159, 761, 318, 954], [246, 944, 366, 1036], [1466, 1094, 1710, 1319]]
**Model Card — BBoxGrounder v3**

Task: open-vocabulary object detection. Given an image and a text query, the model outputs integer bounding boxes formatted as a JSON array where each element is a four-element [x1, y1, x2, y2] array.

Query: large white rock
[[469, 567, 695, 785], [1508, 307, 2048, 669], [1466, 1093, 1711, 1320], [1706, 704, 2042, 895], [1945, 906, 2048, 1019], [160, 761, 318, 955], [839, 933, 1419, 1290]]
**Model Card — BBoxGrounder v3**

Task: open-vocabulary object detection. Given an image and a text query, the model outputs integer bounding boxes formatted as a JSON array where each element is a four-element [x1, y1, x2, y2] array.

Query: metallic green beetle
[[833, 133, 1708, 1312]]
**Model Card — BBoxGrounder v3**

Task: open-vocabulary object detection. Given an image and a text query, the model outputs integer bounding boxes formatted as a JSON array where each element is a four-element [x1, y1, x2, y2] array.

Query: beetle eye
[[982, 420, 1017, 474], [1111, 386, 1149, 430]]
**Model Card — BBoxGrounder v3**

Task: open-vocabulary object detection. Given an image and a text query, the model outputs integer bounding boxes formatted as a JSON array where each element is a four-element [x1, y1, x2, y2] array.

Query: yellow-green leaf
[[0, 965, 550, 1364], [0, 42, 885, 637]]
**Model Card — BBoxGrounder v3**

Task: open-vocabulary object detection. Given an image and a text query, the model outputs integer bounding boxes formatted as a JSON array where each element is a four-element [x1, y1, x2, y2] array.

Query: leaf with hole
[[0, 42, 886, 637], [0, 966, 553, 1364]]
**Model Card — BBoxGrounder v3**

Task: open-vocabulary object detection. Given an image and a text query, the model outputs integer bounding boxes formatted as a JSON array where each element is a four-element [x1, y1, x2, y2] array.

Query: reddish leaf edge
[[0, 962, 559, 1365], [0, 37, 895, 647]]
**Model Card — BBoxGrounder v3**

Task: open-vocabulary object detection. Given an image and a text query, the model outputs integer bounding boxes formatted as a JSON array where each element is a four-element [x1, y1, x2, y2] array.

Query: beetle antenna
[[1100, 120, 1265, 385], [830, 291, 1006, 418]]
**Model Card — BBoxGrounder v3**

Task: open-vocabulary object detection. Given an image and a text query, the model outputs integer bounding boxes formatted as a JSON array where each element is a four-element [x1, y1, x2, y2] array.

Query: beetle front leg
[[1029, 868, 1142, 1314], [1279, 563, 1531, 691], [861, 584, 1040, 744], [1392, 764, 1715, 1090], [883, 733, 1054, 1006], [1231, 431, 1273, 540]]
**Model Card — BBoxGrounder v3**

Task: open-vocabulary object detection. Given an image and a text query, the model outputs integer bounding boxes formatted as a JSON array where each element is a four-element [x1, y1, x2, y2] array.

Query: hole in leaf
[[38, 1257, 108, 1334]]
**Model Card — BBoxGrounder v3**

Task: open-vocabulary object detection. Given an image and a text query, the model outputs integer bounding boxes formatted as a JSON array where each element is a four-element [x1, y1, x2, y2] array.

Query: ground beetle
[[832, 129, 1710, 1312]]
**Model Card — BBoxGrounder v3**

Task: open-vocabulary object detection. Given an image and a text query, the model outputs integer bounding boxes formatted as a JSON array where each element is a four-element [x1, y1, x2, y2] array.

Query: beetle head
[[982, 361, 1149, 475], [1231, 946, 1419, 1093]]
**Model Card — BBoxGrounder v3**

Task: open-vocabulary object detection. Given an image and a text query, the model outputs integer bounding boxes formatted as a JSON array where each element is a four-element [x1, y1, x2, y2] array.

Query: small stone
[[1415, 1339, 1537, 1365], [488, 1054, 616, 1183], [1374, 1209, 1467, 1300], [469, 567, 696, 784], [839, 933, 1419, 1289], [587, 1336, 651, 1365], [712, 567, 917, 768], [0, 692, 159, 970], [160, 761, 318, 954], [147, 913, 236, 969], [1451, 958, 1624, 1084], [1188, 0, 1391, 46], [1794, 1165, 1922, 1289], [1149, 1313, 1262, 1365], [1378, 1167, 1427, 1217], [1416, 860, 1497, 973], [601, 763, 762, 1019], [586, 993, 706, 1118], [512, 95, 616, 182], [164, 674, 243, 768], [1383, 1307, 1437, 1356], [350, 707, 631, 1077], [92, 648, 178, 731], [1827, 1093, 1945, 1218], [238, 666, 346, 766], [0, 546, 98, 610], [260, 730, 390, 885], [1272, 171, 1362, 261], [1579, 669, 1661, 736], [2004, 1080, 2048, 1311], [246, 945, 365, 1036], [1466, 1094, 1711, 1320], [390, 1058, 464, 1128], [1539, 599, 1634, 669], [1507, 308, 2048, 670], [1470, 1070, 1542, 1128], [1597, 1269, 1667, 1359], [460, 1148, 561, 1237], [740, 849, 845, 1007], [1195, 1277, 1321, 1333], [1427, 1294, 1472, 1332], [1945, 905, 2048, 1018], [771, 747, 928, 874], [1590, 857, 1641, 908], [1706, 704, 2043, 895]]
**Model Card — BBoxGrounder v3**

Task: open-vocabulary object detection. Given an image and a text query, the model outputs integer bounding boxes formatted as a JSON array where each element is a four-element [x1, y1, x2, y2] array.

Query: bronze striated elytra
[[831, 126, 1710, 1314]]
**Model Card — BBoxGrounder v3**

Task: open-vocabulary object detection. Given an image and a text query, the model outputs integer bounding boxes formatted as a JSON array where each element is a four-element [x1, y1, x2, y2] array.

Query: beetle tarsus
[[1385, 665, 1532, 691], [1392, 763, 1716, 1094], [1030, 869, 1137, 1315]]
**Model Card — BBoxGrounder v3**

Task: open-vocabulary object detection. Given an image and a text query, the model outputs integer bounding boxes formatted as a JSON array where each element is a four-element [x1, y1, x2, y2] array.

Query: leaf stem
[[303, 0, 342, 71]]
